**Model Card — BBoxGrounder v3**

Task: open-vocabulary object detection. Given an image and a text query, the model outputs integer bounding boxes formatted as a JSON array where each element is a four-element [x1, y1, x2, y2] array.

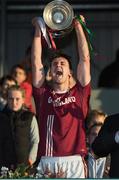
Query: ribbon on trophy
[[37, 17, 56, 49]]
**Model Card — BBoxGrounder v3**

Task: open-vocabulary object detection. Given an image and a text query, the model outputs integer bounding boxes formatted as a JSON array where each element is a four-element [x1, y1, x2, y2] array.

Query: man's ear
[[46, 68, 52, 81], [49, 68, 52, 76], [47, 68, 52, 77], [69, 70, 73, 77]]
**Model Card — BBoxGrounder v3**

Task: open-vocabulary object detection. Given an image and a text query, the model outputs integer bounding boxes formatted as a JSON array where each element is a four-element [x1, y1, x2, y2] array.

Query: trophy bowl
[[43, 0, 74, 38]]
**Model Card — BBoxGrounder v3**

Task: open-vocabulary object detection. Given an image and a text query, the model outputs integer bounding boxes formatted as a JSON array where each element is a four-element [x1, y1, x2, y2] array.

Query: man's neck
[[53, 83, 69, 93], [52, 76, 76, 93]]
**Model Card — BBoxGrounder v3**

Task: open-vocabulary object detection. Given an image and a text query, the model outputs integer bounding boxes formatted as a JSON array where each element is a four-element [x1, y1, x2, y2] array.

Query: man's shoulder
[[74, 81, 91, 96], [33, 82, 51, 93]]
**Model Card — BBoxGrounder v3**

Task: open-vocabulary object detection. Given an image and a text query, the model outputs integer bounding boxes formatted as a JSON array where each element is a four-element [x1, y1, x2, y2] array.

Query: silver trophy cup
[[43, 0, 74, 38]]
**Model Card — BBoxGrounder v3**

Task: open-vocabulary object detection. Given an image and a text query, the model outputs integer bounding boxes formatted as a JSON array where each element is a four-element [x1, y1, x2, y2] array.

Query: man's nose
[[56, 62, 61, 67]]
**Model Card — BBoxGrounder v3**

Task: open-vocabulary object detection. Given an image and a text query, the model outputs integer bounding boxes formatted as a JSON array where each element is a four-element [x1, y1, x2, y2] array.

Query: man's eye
[[54, 62, 58, 66], [61, 63, 65, 65]]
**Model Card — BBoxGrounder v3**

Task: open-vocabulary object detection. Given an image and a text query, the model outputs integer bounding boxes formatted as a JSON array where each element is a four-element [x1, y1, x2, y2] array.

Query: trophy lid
[[43, 0, 74, 31]]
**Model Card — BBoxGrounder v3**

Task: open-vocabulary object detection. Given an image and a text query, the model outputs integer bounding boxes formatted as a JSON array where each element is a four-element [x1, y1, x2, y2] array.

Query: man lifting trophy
[[31, 0, 92, 178]]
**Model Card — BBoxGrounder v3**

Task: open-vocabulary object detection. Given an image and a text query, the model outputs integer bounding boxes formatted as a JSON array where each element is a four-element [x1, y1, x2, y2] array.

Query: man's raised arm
[[31, 18, 45, 88], [74, 16, 91, 87]]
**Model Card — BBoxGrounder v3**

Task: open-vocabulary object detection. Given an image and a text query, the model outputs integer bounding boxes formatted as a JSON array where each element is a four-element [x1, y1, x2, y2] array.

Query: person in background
[[0, 75, 16, 111], [86, 109, 107, 130], [2, 85, 39, 166], [92, 113, 119, 178], [10, 64, 35, 112], [31, 15, 91, 178], [87, 122, 108, 178], [0, 112, 16, 169], [85, 110, 110, 178], [20, 45, 32, 83]]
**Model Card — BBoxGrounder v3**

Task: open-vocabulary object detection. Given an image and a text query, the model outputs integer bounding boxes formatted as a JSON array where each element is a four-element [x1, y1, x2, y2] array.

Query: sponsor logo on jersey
[[48, 96, 76, 107]]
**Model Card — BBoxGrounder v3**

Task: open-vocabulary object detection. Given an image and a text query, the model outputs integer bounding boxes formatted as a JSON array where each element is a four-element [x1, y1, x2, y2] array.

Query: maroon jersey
[[33, 82, 91, 157]]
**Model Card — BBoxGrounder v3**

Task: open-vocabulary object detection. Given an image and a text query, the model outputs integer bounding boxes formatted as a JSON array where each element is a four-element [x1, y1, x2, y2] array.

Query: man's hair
[[49, 50, 72, 70]]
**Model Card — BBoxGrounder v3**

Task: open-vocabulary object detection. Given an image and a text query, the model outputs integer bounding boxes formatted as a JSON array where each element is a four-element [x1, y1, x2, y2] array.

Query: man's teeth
[[56, 71, 63, 75]]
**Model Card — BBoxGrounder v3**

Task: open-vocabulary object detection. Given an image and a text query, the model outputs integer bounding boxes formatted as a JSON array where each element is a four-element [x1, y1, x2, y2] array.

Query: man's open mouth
[[56, 70, 63, 76]]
